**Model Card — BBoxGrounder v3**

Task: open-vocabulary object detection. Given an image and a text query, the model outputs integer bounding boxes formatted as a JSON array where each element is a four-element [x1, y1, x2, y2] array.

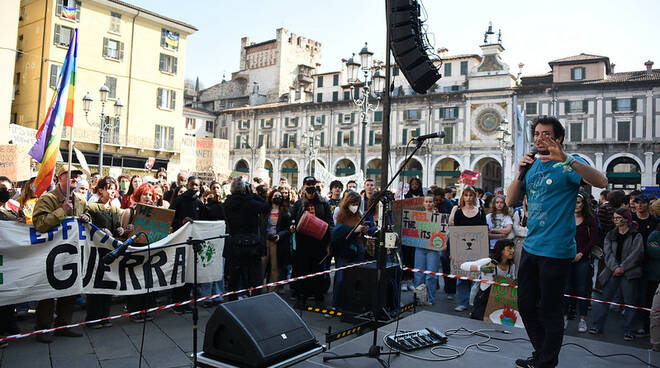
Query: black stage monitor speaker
[[338, 262, 398, 315], [203, 293, 318, 368], [390, 0, 440, 94]]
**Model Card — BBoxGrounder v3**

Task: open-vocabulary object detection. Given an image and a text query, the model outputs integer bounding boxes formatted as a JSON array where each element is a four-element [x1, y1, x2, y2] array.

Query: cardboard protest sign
[[401, 210, 449, 251], [448, 225, 489, 278], [459, 170, 481, 186], [392, 197, 425, 233], [483, 275, 523, 328], [0, 144, 31, 182], [130, 204, 175, 243]]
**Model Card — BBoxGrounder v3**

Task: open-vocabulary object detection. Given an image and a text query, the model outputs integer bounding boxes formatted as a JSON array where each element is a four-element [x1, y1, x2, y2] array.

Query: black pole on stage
[[323, 2, 399, 367]]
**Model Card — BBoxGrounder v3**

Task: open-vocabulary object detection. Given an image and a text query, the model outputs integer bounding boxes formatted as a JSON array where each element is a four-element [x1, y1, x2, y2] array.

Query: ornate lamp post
[[82, 85, 123, 174], [347, 42, 385, 177], [302, 127, 321, 176]]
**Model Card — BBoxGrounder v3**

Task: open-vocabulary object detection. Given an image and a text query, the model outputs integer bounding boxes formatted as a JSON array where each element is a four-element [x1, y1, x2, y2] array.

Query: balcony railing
[[61, 127, 180, 152]]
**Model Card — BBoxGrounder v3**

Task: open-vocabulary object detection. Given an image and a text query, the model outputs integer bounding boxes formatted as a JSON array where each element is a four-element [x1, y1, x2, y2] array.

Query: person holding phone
[[506, 116, 607, 368]]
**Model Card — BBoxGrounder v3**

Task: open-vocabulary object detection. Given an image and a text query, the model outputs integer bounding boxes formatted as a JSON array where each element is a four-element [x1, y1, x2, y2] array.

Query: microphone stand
[[324, 126, 432, 368], [125, 233, 229, 368]]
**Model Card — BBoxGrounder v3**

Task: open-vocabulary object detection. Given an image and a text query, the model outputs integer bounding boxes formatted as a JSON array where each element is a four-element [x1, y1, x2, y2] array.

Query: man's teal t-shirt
[[521, 155, 586, 259]]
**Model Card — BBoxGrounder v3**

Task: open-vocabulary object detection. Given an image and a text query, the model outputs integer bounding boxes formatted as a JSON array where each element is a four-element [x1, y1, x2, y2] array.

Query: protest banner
[[400, 210, 449, 251], [459, 170, 481, 186], [483, 275, 523, 328], [0, 144, 31, 182], [0, 219, 225, 306], [448, 225, 489, 278], [130, 204, 175, 243]]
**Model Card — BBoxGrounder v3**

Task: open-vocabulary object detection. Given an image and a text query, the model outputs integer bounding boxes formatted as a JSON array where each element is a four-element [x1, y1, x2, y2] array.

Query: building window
[[311, 115, 325, 127], [570, 67, 586, 81], [260, 119, 273, 129], [569, 122, 582, 142], [317, 92, 322, 102], [102, 116, 120, 144], [343, 91, 350, 101], [440, 107, 458, 119], [566, 100, 587, 114], [206, 120, 213, 133], [54, 24, 74, 47], [238, 120, 250, 130], [154, 124, 174, 150], [103, 37, 124, 61], [235, 135, 250, 149], [160, 28, 179, 51], [401, 128, 420, 144], [105, 76, 117, 99], [369, 130, 383, 145], [285, 117, 299, 128], [159, 53, 178, 74], [332, 91, 338, 102], [444, 62, 452, 77], [460, 61, 468, 76], [374, 111, 383, 122], [156, 88, 176, 110], [258, 134, 271, 148], [338, 113, 354, 125], [617, 121, 630, 141], [185, 117, 195, 130], [525, 102, 537, 115], [282, 133, 297, 148], [17, 35, 23, 53], [49, 64, 61, 89], [109, 12, 121, 33], [443, 126, 454, 144], [613, 98, 635, 112], [404, 109, 420, 120], [333, 74, 339, 86], [336, 131, 354, 147], [317, 76, 323, 87], [56, 0, 80, 22]]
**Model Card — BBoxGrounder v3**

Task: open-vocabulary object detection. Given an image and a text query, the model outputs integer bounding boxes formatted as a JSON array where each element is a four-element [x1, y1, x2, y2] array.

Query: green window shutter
[[349, 131, 354, 146], [374, 111, 383, 122], [310, 115, 315, 125], [612, 99, 617, 112], [157, 87, 163, 107], [570, 68, 575, 80], [258, 134, 264, 147], [285, 117, 289, 126], [173, 57, 178, 74], [338, 113, 343, 123], [119, 41, 124, 61], [322, 115, 326, 123], [582, 100, 588, 114], [369, 131, 374, 145], [581, 67, 586, 79], [439, 107, 444, 117], [320, 132, 325, 146], [414, 128, 420, 137], [102, 36, 108, 57], [631, 98, 637, 111], [246, 119, 250, 129], [260, 118, 264, 127], [282, 133, 288, 148], [337, 131, 342, 146], [453, 107, 459, 118], [460, 61, 468, 75], [159, 53, 165, 71], [402, 128, 408, 145], [235, 135, 240, 149], [564, 101, 569, 114], [351, 112, 355, 123]]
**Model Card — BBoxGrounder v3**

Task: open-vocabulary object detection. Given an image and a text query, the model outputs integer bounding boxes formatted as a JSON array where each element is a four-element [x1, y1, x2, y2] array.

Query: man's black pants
[[517, 249, 571, 368]]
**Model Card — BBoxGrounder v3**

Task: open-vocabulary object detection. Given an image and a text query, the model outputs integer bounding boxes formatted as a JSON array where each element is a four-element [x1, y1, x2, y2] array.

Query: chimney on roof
[[645, 60, 654, 74], [610, 63, 615, 74]]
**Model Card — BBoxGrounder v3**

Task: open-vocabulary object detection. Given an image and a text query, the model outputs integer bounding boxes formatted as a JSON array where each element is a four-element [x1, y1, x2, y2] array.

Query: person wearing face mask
[[330, 191, 366, 308], [169, 176, 205, 314], [121, 175, 142, 209], [289, 176, 334, 306], [263, 189, 292, 292]]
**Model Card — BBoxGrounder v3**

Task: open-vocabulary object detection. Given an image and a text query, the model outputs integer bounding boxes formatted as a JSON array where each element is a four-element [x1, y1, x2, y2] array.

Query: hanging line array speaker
[[390, 0, 440, 94]]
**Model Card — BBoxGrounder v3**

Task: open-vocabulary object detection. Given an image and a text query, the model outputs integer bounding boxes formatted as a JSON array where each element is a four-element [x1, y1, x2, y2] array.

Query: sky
[[131, 0, 659, 88]]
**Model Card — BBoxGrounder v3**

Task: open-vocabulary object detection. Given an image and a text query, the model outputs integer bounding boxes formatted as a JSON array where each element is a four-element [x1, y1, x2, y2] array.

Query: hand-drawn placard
[[0, 144, 31, 182], [448, 225, 489, 278], [483, 275, 523, 328], [401, 210, 449, 251], [130, 204, 175, 244], [392, 197, 425, 233]]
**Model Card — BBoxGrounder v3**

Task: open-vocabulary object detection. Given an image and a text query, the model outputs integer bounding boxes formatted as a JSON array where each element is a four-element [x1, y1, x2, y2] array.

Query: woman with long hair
[[264, 189, 292, 292], [463, 238, 516, 320], [486, 195, 514, 251], [404, 177, 424, 198], [331, 191, 366, 308], [121, 175, 142, 209], [448, 185, 487, 312], [412, 194, 443, 305], [401, 177, 424, 290], [564, 191, 599, 332]]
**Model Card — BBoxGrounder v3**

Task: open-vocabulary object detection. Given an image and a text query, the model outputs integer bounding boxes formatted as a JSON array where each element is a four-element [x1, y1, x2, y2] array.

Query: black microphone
[[103, 233, 140, 265], [517, 146, 539, 181], [413, 131, 446, 142]]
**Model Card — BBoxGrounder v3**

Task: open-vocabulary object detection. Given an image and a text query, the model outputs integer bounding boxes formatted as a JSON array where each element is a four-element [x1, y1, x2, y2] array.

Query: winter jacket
[[599, 228, 644, 285], [169, 189, 204, 230]]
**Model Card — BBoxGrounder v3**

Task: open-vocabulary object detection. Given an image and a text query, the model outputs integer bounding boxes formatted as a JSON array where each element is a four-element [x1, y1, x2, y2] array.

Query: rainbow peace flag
[[61, 5, 77, 20], [29, 29, 78, 197]]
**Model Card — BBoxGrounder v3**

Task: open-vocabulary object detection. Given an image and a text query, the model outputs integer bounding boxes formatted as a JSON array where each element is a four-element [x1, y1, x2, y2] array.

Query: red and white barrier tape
[[0, 260, 375, 343], [403, 266, 657, 313]]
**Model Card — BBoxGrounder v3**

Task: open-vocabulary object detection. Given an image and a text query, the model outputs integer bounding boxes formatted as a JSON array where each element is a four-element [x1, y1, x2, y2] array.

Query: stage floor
[[294, 311, 658, 367]]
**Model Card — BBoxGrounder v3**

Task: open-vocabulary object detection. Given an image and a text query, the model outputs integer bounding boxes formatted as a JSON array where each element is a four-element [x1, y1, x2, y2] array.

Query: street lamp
[[82, 85, 123, 175], [348, 42, 385, 177], [302, 127, 321, 176]]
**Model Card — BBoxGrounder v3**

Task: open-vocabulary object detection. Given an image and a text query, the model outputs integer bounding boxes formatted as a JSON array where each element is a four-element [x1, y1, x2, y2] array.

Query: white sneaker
[[454, 305, 467, 312], [578, 319, 587, 333], [563, 316, 568, 330], [446, 294, 454, 300]]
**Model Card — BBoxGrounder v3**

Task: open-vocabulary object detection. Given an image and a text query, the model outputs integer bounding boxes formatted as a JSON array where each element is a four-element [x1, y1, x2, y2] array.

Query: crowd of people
[[0, 159, 659, 353]]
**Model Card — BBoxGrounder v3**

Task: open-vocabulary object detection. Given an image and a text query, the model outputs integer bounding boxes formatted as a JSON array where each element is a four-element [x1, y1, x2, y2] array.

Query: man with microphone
[[506, 116, 607, 368]]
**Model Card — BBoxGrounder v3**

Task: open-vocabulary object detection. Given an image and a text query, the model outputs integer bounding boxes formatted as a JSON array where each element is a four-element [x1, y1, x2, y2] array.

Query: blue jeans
[[591, 275, 639, 334], [563, 259, 590, 317], [457, 279, 472, 307], [333, 256, 350, 308], [198, 281, 224, 302], [413, 248, 441, 304]]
